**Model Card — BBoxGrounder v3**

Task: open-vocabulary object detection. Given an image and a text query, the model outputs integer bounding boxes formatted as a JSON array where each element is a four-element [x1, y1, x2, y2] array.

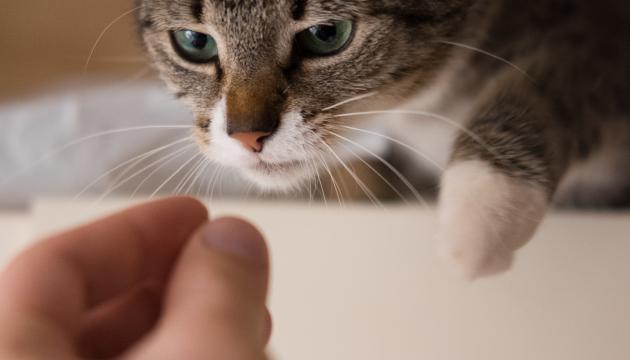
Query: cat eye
[[296, 20, 354, 56], [170, 29, 218, 64]]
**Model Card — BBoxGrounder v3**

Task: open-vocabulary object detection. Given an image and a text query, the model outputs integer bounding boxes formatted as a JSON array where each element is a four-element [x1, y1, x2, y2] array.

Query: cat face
[[139, 0, 474, 190]]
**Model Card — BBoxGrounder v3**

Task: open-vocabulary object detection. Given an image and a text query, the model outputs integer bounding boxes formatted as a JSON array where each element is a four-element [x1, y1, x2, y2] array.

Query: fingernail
[[200, 218, 268, 265]]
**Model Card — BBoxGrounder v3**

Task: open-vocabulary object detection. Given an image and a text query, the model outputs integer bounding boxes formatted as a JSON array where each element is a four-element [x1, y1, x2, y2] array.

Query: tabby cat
[[138, 0, 630, 278]]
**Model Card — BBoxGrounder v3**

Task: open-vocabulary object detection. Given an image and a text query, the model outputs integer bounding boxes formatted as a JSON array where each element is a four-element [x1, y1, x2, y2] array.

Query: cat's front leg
[[438, 160, 548, 278], [438, 92, 568, 278]]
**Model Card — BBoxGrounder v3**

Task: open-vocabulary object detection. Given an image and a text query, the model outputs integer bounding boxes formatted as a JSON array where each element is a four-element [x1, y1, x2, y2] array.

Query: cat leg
[[438, 160, 548, 278], [438, 91, 569, 278]]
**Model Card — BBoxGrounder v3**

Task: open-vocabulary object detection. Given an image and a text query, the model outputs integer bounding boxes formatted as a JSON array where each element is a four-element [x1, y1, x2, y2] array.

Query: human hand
[[0, 197, 270, 360]]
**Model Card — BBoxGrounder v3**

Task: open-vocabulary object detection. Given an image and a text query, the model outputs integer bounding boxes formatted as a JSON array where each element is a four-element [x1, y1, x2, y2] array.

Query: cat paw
[[438, 160, 548, 279], [437, 227, 515, 279]]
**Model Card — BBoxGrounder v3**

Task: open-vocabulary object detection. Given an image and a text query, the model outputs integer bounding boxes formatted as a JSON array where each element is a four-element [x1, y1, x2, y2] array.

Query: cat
[[137, 0, 630, 278]]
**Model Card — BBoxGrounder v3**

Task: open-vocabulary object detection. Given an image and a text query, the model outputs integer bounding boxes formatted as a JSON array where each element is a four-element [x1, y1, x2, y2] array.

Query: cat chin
[[240, 165, 314, 193]]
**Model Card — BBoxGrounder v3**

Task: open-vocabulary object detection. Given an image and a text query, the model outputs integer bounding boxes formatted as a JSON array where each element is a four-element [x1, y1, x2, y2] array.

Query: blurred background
[[0, 0, 254, 209], [1, 1, 143, 99], [0, 0, 145, 99], [1, 2, 629, 360]]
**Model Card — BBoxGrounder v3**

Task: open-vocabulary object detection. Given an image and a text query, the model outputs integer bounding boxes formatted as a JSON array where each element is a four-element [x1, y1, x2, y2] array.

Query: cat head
[[138, 0, 475, 190]]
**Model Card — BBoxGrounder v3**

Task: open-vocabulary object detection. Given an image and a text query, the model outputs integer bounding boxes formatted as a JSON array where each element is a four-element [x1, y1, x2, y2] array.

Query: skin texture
[[0, 198, 270, 359], [138, 0, 630, 277]]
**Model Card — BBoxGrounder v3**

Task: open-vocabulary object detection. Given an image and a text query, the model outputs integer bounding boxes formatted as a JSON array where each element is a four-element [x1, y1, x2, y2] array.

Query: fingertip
[[263, 308, 273, 346], [199, 217, 268, 267], [129, 217, 270, 359]]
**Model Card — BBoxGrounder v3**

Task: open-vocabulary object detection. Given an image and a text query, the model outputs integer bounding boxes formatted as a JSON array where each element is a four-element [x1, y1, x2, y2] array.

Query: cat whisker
[[128, 145, 196, 199], [325, 129, 428, 208], [110, 67, 153, 90], [300, 141, 328, 204], [1, 125, 193, 188], [333, 163, 350, 200], [315, 150, 344, 207], [321, 91, 379, 112], [74, 137, 191, 200], [339, 125, 446, 173], [150, 153, 204, 198], [244, 180, 256, 200], [320, 140, 384, 208], [173, 156, 206, 194], [189, 160, 212, 197], [438, 40, 536, 83], [209, 166, 225, 202], [306, 160, 316, 203], [84, 6, 142, 73], [202, 165, 218, 202], [92, 143, 194, 205], [306, 153, 328, 207], [332, 136, 409, 205], [75, 56, 146, 64], [333, 110, 505, 164], [217, 167, 230, 199], [207, 165, 224, 203], [307, 156, 324, 203]]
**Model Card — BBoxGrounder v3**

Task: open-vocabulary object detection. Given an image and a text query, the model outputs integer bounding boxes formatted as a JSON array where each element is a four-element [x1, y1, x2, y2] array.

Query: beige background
[[2, 199, 630, 360], [0, 0, 147, 101]]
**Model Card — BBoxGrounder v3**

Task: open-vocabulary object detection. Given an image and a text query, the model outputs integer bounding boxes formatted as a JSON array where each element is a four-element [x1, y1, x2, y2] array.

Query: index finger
[[0, 197, 207, 334]]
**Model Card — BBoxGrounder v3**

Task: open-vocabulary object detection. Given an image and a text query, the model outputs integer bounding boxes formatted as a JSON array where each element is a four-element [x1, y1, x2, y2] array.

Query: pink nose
[[230, 131, 272, 153]]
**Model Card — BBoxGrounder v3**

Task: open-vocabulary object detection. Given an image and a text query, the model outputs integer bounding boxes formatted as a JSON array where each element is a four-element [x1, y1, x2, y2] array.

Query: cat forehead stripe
[[191, 0, 204, 22], [292, 0, 307, 20]]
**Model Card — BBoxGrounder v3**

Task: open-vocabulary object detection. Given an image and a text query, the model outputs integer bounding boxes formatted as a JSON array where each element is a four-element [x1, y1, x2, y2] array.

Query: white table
[[2, 199, 630, 360]]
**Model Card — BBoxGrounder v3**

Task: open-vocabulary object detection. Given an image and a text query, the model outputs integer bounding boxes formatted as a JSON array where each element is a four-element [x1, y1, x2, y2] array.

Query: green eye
[[170, 29, 218, 63], [296, 20, 354, 56]]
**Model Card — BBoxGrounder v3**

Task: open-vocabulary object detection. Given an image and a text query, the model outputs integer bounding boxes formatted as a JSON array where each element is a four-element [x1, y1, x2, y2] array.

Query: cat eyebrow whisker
[[67, 55, 146, 64], [84, 6, 141, 73], [321, 91, 379, 112], [438, 40, 536, 83]]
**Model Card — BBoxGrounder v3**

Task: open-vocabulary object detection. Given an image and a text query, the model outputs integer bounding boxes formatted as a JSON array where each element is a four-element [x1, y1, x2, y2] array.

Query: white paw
[[438, 228, 515, 279], [438, 161, 548, 279]]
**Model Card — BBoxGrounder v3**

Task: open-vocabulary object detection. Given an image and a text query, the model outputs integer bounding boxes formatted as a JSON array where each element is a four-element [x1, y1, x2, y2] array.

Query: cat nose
[[229, 131, 272, 153]]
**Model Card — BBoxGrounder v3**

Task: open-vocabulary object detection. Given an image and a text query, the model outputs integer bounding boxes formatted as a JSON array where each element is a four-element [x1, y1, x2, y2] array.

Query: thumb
[[131, 218, 270, 360]]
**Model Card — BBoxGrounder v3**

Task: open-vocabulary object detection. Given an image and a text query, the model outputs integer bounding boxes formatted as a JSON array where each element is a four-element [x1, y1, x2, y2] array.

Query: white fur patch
[[385, 56, 484, 179], [438, 160, 548, 279], [205, 97, 319, 191]]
